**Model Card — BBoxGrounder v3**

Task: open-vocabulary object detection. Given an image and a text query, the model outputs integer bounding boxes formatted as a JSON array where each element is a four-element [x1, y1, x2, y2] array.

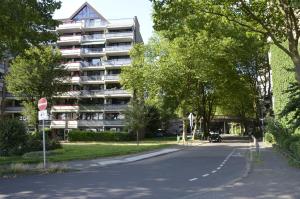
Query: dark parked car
[[209, 132, 222, 143]]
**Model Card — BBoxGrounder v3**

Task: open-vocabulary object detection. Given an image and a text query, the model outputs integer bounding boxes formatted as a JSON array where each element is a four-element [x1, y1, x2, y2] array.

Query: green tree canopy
[[0, 0, 61, 57]]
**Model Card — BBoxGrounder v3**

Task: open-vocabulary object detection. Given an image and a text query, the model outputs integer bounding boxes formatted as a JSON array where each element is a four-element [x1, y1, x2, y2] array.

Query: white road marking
[[202, 174, 210, 177], [211, 170, 217, 173], [189, 178, 198, 181], [217, 167, 222, 170]]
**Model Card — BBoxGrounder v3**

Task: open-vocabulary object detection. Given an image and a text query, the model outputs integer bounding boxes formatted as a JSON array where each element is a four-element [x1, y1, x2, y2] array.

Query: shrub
[[264, 132, 275, 144], [0, 119, 28, 156], [26, 132, 61, 152], [68, 130, 134, 142]]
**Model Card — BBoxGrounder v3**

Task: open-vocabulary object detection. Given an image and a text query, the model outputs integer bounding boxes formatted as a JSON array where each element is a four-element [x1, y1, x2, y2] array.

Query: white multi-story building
[[50, 2, 143, 133]]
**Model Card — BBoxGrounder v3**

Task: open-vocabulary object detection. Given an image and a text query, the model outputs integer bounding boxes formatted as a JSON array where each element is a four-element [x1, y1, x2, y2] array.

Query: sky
[[53, 0, 154, 43]]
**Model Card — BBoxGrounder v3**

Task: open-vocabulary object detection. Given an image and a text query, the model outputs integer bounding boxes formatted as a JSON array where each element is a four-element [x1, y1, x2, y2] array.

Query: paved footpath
[[193, 143, 300, 199]]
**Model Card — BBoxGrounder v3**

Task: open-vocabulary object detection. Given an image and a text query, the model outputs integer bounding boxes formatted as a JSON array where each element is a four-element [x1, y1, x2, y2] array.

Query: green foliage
[[26, 132, 61, 152], [270, 44, 296, 120], [279, 82, 300, 129], [0, 119, 27, 156], [22, 101, 38, 128], [6, 46, 68, 102], [264, 132, 275, 144], [68, 130, 134, 142], [0, 0, 61, 58]]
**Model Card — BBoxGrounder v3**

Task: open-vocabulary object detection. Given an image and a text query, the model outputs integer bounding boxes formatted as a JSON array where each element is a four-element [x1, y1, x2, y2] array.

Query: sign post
[[38, 98, 48, 169]]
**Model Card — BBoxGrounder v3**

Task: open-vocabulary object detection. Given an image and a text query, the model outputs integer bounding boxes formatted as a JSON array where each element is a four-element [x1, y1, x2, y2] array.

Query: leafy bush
[[264, 132, 275, 144], [26, 132, 61, 152], [0, 119, 28, 156], [68, 130, 134, 142]]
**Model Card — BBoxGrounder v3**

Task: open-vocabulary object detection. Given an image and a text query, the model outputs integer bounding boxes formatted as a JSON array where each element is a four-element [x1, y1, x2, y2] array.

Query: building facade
[[50, 2, 143, 133]]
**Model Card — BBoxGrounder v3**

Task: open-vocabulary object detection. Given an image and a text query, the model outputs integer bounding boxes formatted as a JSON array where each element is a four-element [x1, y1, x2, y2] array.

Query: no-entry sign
[[38, 98, 47, 111]]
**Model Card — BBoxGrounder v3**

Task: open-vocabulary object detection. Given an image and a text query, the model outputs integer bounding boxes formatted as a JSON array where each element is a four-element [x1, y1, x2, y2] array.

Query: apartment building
[[50, 2, 143, 133]]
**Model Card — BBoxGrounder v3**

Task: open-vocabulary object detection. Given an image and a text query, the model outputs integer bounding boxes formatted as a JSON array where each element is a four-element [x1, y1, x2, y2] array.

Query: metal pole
[[223, 121, 226, 134], [43, 119, 46, 169]]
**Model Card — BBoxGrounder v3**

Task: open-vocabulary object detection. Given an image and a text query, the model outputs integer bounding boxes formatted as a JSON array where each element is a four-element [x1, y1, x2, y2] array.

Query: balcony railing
[[80, 105, 105, 111], [105, 45, 132, 52], [84, 20, 107, 28], [64, 76, 81, 84], [104, 89, 130, 95], [0, 63, 4, 71], [104, 75, 120, 81], [103, 59, 131, 66], [103, 119, 125, 126], [60, 48, 81, 56], [82, 34, 104, 41], [59, 91, 81, 97], [77, 119, 125, 127], [57, 21, 83, 30], [81, 61, 103, 68], [50, 120, 78, 129], [81, 75, 104, 82], [64, 62, 82, 70], [4, 106, 22, 112], [81, 48, 104, 54], [81, 90, 105, 96], [104, 104, 128, 111], [106, 32, 133, 38], [58, 35, 81, 43], [51, 105, 79, 112]]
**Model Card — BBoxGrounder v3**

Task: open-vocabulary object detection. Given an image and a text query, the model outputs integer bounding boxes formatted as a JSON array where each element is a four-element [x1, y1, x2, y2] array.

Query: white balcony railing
[[82, 34, 105, 42], [103, 119, 125, 126], [58, 35, 81, 43], [50, 120, 78, 129], [81, 90, 105, 96], [104, 104, 128, 111], [84, 20, 107, 29], [104, 89, 130, 95], [60, 48, 81, 56], [80, 105, 105, 111], [105, 45, 132, 52], [57, 21, 83, 30], [106, 32, 133, 39], [103, 59, 131, 66], [59, 91, 81, 97], [64, 62, 82, 71], [81, 75, 104, 82], [81, 48, 104, 55], [104, 75, 120, 81], [51, 105, 79, 113], [78, 120, 104, 127]]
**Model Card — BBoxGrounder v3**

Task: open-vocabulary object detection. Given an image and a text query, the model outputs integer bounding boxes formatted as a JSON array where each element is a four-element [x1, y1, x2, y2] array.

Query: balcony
[[78, 120, 104, 127], [105, 45, 132, 55], [64, 62, 82, 71], [82, 34, 105, 45], [5, 92, 17, 99], [104, 74, 120, 82], [103, 59, 131, 67], [104, 104, 128, 111], [104, 89, 131, 96], [58, 91, 81, 98], [81, 48, 105, 57], [57, 20, 83, 33], [103, 119, 125, 126], [50, 120, 78, 129], [80, 105, 105, 112], [57, 35, 81, 45], [106, 32, 134, 41], [60, 48, 81, 57], [51, 105, 79, 113], [81, 90, 105, 97], [80, 75, 104, 83], [4, 106, 22, 113], [83, 20, 107, 31], [81, 62, 105, 70]]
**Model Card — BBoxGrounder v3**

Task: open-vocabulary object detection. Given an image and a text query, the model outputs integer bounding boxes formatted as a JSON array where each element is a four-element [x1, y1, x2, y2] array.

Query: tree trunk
[[136, 130, 139, 146]]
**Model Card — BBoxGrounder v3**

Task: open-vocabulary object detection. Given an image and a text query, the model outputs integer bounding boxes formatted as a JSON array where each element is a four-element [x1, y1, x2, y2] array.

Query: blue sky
[[54, 0, 154, 43]]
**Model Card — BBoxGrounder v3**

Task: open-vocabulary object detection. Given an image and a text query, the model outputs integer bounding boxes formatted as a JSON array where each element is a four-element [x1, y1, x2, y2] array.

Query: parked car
[[209, 132, 222, 143]]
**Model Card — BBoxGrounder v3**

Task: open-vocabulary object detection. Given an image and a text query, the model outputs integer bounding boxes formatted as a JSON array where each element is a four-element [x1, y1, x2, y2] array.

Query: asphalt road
[[0, 140, 250, 199]]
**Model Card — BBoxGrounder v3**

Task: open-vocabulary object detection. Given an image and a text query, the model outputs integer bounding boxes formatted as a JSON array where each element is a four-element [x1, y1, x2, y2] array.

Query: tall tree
[[151, 0, 300, 82], [5, 46, 68, 129], [0, 0, 61, 58]]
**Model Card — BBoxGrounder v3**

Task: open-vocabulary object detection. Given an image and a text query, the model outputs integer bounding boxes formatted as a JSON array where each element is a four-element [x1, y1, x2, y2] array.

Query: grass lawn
[[0, 138, 177, 166]]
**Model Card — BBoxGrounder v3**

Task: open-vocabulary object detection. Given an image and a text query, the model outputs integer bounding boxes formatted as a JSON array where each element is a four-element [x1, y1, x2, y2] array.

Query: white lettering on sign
[[38, 110, 49, 120]]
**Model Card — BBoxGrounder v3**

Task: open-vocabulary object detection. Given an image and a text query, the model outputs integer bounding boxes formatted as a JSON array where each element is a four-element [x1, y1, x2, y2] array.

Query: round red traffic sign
[[38, 98, 47, 111]]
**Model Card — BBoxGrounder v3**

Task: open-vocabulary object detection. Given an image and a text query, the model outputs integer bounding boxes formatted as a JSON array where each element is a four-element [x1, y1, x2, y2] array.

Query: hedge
[[68, 130, 134, 142]]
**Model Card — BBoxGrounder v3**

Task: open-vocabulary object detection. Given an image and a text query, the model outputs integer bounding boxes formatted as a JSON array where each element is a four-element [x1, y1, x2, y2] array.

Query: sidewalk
[[195, 142, 300, 199]]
